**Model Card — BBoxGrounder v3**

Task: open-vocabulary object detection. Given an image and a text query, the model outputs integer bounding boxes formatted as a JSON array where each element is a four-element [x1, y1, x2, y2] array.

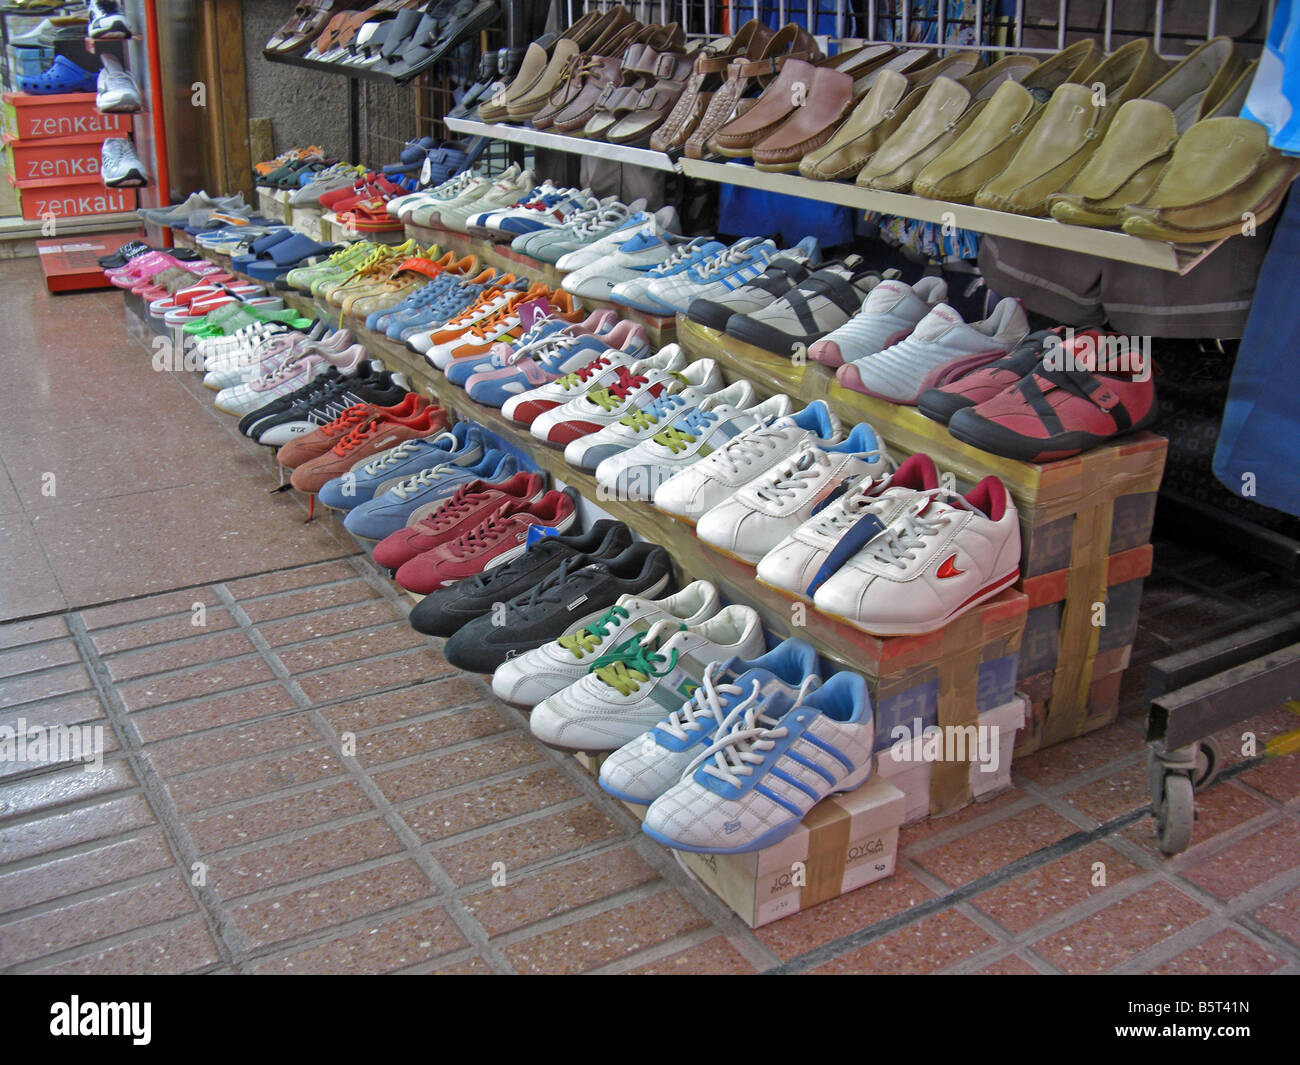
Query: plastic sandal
[[19, 54, 98, 94]]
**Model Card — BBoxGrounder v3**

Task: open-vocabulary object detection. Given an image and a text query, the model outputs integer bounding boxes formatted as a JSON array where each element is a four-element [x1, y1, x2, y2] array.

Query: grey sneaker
[[95, 54, 141, 113], [289, 165, 360, 206], [102, 138, 148, 188]]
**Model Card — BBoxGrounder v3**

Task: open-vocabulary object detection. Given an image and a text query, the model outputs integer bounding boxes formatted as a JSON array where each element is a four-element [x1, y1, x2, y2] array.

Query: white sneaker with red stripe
[[811, 475, 1021, 635]]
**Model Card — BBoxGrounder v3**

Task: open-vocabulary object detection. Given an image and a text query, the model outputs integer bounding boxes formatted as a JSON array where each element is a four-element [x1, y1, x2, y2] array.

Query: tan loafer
[[973, 38, 1167, 216], [1047, 38, 1246, 227], [856, 55, 1041, 192]]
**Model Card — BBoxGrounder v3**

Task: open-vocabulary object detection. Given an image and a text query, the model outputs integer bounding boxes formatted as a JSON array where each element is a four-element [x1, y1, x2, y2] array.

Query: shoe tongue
[[863, 278, 913, 313], [911, 304, 965, 342]]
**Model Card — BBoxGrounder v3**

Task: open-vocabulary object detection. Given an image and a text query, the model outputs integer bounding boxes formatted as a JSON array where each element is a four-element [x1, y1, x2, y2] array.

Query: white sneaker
[[813, 475, 1022, 635], [490, 580, 722, 708], [598, 638, 821, 805], [528, 606, 768, 752], [560, 227, 691, 301], [95, 53, 140, 112], [436, 168, 536, 232], [554, 206, 680, 272], [643, 236, 777, 314], [807, 276, 948, 368], [501, 349, 639, 426], [651, 399, 841, 520], [197, 321, 289, 364], [405, 283, 527, 356], [529, 346, 690, 447], [642, 671, 874, 854], [696, 424, 895, 564], [836, 297, 1031, 404], [755, 453, 945, 601], [391, 167, 486, 220], [595, 380, 767, 503], [213, 345, 367, 416], [563, 363, 720, 471]]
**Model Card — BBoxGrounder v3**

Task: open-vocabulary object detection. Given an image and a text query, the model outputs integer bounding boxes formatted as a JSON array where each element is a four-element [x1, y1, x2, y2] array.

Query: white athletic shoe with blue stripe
[[651, 398, 838, 522], [528, 606, 768, 753], [598, 638, 821, 805], [592, 379, 765, 503], [642, 671, 874, 854], [643, 236, 777, 314]]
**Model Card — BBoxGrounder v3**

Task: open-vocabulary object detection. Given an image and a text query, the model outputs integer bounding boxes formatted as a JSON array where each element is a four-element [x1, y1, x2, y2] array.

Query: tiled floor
[[1, 262, 1297, 974]]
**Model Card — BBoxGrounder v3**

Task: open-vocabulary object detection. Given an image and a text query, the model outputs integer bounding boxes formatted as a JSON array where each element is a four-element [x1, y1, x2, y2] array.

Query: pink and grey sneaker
[[916, 328, 1060, 425], [946, 347, 1157, 462], [836, 298, 1030, 406]]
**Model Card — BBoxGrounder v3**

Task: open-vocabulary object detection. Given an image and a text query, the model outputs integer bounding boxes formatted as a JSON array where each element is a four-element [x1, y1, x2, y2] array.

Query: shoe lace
[[657, 663, 751, 743], [551, 356, 613, 392], [333, 412, 391, 452], [588, 624, 683, 697], [694, 697, 788, 787], [359, 434, 440, 475], [445, 509, 515, 557], [388, 462, 456, 500], [695, 242, 765, 282], [652, 406, 718, 454], [508, 329, 578, 366], [446, 288, 506, 327], [555, 603, 629, 660], [319, 404, 372, 438], [647, 242, 706, 277], [569, 202, 629, 239], [619, 390, 687, 432], [468, 298, 524, 339], [584, 371, 647, 412], [700, 416, 791, 478], [752, 447, 833, 505], [856, 496, 951, 570], [414, 486, 487, 533]]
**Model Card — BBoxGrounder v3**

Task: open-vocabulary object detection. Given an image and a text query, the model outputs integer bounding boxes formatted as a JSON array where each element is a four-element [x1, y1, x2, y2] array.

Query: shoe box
[[676, 316, 1168, 757], [874, 696, 1028, 825], [257, 187, 292, 225], [1, 92, 136, 220]]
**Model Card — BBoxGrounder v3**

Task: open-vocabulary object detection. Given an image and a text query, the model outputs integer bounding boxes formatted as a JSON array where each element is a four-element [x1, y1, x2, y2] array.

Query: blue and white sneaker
[[642, 670, 875, 854], [442, 308, 574, 388], [342, 449, 519, 541], [608, 237, 727, 314], [316, 423, 483, 511], [491, 187, 591, 237], [554, 205, 681, 272], [599, 638, 821, 805], [644, 236, 778, 314], [564, 362, 719, 471], [515, 197, 645, 262], [561, 226, 692, 302]]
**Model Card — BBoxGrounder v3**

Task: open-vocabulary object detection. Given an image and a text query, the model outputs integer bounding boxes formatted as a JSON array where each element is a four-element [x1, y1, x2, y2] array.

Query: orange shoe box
[[3, 131, 115, 186], [2, 92, 131, 141], [10, 173, 135, 220]]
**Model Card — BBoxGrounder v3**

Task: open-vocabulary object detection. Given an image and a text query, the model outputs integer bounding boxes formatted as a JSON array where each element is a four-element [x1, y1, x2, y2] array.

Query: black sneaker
[[249, 366, 412, 446], [408, 520, 633, 638], [441, 541, 675, 673]]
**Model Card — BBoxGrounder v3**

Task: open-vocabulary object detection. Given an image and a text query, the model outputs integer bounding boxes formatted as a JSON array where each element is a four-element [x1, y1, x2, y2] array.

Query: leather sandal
[[974, 38, 1167, 216], [584, 34, 692, 142], [856, 55, 1041, 191], [1047, 38, 1246, 227], [649, 18, 775, 152], [797, 51, 982, 180], [547, 23, 681, 134], [912, 38, 1100, 203]]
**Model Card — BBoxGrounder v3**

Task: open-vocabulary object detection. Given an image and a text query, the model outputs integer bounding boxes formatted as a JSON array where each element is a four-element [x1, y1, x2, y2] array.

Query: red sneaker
[[947, 342, 1156, 462], [394, 490, 577, 592], [377, 472, 546, 575], [277, 393, 430, 469], [289, 402, 449, 493]]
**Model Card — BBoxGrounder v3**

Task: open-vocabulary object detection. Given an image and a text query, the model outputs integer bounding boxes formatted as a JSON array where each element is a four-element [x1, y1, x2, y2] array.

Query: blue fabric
[[718, 184, 853, 249], [1243, 0, 1300, 154], [1213, 188, 1300, 517]]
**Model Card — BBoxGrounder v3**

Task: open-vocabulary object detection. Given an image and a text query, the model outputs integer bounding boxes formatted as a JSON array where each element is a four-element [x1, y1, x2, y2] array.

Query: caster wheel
[[1156, 773, 1195, 855], [1194, 737, 1223, 789]]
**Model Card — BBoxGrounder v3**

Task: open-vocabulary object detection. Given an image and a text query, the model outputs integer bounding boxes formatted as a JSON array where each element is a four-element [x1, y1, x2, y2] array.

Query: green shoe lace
[[589, 628, 683, 696], [556, 604, 629, 660]]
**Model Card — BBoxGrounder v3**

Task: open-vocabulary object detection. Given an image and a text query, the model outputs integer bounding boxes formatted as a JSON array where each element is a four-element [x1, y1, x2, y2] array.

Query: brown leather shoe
[[974, 38, 1167, 216], [912, 38, 1099, 203], [604, 47, 700, 145], [551, 24, 684, 135], [530, 14, 644, 129], [683, 23, 820, 160], [1046, 38, 1245, 227], [856, 55, 1040, 192], [484, 9, 605, 120], [650, 19, 775, 153], [797, 51, 982, 181], [748, 48, 901, 172]]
